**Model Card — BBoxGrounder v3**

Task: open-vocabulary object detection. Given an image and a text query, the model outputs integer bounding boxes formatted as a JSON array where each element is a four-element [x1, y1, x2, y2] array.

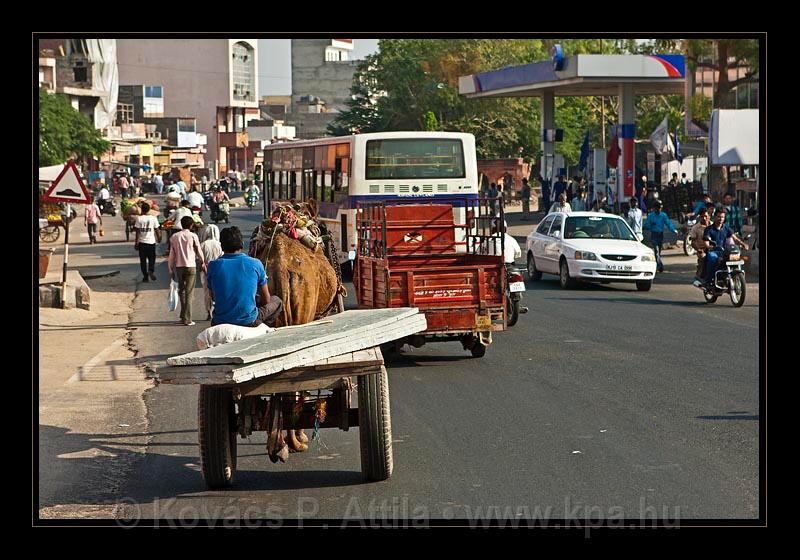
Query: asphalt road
[[97, 199, 759, 524]]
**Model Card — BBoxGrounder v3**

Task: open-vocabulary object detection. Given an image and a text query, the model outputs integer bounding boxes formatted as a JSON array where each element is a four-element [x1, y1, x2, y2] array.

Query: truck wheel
[[198, 386, 237, 488], [470, 341, 487, 358], [358, 366, 393, 482]]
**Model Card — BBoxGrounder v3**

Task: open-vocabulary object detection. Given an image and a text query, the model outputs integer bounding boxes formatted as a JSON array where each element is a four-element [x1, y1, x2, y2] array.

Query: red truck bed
[[355, 202, 506, 337]]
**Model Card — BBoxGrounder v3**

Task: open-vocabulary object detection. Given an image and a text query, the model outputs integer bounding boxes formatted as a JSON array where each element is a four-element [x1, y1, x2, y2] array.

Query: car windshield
[[564, 216, 637, 241]]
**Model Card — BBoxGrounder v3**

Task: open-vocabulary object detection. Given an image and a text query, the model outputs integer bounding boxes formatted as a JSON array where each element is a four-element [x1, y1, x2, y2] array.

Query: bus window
[[323, 171, 333, 202]]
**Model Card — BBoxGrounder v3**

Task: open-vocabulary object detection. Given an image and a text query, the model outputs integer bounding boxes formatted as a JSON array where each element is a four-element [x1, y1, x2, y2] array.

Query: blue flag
[[579, 132, 590, 171], [675, 126, 683, 164]]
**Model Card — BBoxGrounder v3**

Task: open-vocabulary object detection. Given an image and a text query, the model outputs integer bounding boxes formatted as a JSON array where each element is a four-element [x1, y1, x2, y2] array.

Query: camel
[[251, 218, 341, 457]]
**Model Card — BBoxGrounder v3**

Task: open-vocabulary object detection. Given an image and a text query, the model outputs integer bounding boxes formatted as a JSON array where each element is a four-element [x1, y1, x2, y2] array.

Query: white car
[[525, 211, 657, 291]]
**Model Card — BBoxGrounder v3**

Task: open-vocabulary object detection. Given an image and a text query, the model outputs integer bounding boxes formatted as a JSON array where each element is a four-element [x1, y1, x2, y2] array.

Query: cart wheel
[[358, 366, 393, 482], [40, 225, 60, 243], [198, 386, 237, 488]]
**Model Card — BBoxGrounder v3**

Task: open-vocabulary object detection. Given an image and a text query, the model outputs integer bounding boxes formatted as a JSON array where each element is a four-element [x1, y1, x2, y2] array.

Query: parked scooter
[[697, 241, 746, 307]]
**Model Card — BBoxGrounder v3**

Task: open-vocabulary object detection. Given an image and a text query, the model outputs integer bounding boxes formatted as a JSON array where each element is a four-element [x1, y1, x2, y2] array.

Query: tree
[[39, 89, 110, 167]]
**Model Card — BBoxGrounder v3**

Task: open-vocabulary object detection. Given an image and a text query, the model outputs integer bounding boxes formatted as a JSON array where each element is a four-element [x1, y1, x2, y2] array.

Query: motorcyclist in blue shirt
[[643, 200, 677, 273], [702, 208, 749, 289]]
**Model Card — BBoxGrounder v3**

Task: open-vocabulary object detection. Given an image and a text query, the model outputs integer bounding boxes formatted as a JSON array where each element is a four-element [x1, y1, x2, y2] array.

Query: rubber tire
[[683, 233, 696, 256], [730, 272, 746, 307], [507, 294, 519, 327], [470, 341, 487, 358], [636, 281, 652, 292], [527, 252, 542, 281], [198, 386, 237, 489], [111, 210, 117, 217], [559, 259, 576, 289], [358, 367, 393, 482]]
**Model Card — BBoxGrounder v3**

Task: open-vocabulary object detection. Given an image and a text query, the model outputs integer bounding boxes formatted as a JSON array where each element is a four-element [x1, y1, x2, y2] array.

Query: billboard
[[709, 109, 759, 165]]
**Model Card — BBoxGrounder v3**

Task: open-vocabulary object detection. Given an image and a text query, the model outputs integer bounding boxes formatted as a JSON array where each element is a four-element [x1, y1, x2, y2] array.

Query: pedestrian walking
[[134, 202, 160, 282], [119, 174, 130, 199], [643, 200, 677, 273], [627, 197, 643, 241], [553, 175, 567, 201], [520, 178, 532, 220], [199, 224, 223, 321], [167, 216, 206, 326], [719, 193, 744, 236], [571, 188, 588, 212], [539, 175, 551, 212], [84, 200, 102, 244], [487, 183, 500, 216]]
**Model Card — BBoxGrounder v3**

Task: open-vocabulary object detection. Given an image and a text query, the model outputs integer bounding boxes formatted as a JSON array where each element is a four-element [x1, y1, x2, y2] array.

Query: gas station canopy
[[459, 54, 686, 98]]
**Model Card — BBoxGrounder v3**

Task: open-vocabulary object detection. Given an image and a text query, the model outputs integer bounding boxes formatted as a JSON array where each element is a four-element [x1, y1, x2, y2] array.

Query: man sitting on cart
[[206, 226, 284, 328]]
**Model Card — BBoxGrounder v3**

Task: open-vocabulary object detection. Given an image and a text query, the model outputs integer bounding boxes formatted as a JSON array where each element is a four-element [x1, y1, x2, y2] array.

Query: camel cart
[[157, 308, 426, 489]]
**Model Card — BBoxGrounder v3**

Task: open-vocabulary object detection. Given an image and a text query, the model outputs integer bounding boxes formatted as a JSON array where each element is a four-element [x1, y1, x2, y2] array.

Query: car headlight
[[574, 251, 598, 261], [728, 253, 740, 261], [641, 253, 655, 262]]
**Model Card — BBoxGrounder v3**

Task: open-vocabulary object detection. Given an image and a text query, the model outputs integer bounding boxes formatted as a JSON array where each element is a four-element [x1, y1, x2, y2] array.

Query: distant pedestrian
[[167, 216, 206, 326], [84, 201, 102, 244], [668, 172, 679, 188], [199, 224, 224, 321], [540, 175, 551, 212], [553, 175, 567, 200], [643, 200, 677, 273], [488, 183, 500, 215], [520, 178, 532, 220], [134, 202, 160, 282], [549, 193, 572, 214], [119, 174, 130, 198], [571, 188, 588, 212], [680, 173, 689, 186], [627, 197, 643, 241]]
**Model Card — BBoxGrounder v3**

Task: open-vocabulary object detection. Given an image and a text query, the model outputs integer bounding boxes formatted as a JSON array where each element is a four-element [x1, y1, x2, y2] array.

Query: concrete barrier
[[38, 270, 90, 310]]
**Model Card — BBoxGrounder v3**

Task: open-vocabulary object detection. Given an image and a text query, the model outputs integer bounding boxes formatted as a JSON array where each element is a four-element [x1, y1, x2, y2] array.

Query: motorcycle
[[212, 200, 230, 224], [506, 264, 529, 327], [680, 215, 697, 256], [244, 190, 259, 210], [98, 198, 117, 217], [698, 242, 746, 307]]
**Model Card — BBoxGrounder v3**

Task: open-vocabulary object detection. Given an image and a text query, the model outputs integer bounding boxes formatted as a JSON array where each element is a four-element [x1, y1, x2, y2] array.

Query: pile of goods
[[121, 197, 160, 222], [41, 202, 62, 224], [252, 202, 324, 253]]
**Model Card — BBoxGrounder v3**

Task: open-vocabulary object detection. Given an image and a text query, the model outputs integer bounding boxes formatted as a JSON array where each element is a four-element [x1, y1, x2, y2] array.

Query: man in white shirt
[[96, 185, 111, 203], [187, 187, 205, 214], [548, 193, 572, 214], [134, 201, 161, 282], [626, 197, 644, 241]]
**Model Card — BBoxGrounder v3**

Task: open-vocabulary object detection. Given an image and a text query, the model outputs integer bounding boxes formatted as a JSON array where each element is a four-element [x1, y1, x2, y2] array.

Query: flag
[[607, 128, 620, 168], [578, 132, 590, 172], [674, 126, 683, 164], [650, 117, 671, 156]]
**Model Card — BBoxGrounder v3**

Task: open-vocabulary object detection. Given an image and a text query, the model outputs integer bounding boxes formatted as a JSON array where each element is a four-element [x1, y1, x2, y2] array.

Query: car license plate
[[605, 265, 633, 271], [476, 314, 492, 329], [509, 281, 526, 293], [726, 261, 743, 266]]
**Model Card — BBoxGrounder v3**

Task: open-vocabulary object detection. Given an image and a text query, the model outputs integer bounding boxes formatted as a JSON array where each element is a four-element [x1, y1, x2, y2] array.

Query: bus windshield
[[564, 216, 637, 241], [366, 139, 465, 180]]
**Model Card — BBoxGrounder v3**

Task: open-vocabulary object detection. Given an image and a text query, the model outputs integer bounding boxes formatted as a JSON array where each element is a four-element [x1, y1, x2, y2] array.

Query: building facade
[[117, 39, 259, 176]]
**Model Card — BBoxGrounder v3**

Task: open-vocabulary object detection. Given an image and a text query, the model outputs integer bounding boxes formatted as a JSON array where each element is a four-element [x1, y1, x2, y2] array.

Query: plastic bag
[[167, 280, 179, 312]]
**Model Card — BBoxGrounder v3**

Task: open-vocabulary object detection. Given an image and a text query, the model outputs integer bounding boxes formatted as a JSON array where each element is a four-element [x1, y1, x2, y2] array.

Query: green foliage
[[423, 111, 439, 131], [39, 89, 110, 167]]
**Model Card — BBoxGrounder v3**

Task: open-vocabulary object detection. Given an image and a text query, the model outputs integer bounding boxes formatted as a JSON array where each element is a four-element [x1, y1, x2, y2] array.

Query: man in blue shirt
[[553, 175, 567, 201], [643, 200, 677, 273], [207, 226, 284, 327], [702, 208, 749, 288]]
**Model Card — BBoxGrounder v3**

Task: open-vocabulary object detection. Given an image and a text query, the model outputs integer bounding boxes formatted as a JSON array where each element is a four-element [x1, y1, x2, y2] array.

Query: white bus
[[262, 131, 479, 265]]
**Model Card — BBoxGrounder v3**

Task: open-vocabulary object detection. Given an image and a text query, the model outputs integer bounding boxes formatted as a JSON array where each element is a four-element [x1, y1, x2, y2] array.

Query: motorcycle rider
[[702, 208, 748, 289], [211, 186, 230, 220], [245, 183, 260, 207], [691, 207, 712, 287]]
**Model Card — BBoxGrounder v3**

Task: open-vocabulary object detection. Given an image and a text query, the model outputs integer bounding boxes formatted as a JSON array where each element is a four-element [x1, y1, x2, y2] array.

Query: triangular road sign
[[42, 161, 92, 204]]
